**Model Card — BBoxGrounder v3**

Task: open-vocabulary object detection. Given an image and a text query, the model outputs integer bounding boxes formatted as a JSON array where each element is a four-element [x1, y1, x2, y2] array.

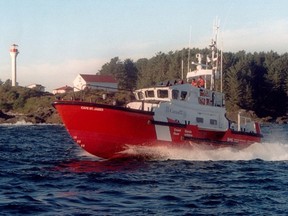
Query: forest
[[98, 48, 288, 118]]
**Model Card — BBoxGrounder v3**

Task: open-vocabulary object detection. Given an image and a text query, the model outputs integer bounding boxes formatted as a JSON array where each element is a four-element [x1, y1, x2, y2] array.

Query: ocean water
[[0, 123, 288, 215]]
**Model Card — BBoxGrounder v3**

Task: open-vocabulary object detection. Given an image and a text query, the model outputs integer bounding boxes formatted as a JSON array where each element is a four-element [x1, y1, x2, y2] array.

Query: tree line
[[98, 48, 288, 118]]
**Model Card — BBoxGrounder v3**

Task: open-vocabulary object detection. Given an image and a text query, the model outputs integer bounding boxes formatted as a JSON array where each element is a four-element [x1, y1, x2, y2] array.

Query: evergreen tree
[[135, 58, 149, 88], [98, 57, 122, 77], [225, 61, 243, 111], [264, 54, 288, 116], [123, 59, 138, 90]]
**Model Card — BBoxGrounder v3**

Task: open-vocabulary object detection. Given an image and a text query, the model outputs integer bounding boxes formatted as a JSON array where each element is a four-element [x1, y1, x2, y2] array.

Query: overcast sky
[[0, 0, 288, 91]]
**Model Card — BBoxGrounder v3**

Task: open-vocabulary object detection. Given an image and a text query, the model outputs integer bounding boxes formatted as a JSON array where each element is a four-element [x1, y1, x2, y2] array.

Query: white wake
[[75, 125, 288, 161], [122, 141, 288, 161], [123, 125, 288, 161]]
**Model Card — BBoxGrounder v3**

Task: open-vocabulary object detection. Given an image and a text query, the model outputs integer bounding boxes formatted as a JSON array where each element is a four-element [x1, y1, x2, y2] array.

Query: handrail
[[62, 84, 135, 104]]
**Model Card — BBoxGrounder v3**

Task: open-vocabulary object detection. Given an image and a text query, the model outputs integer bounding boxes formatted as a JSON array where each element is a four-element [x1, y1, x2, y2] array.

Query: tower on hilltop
[[10, 44, 19, 87]]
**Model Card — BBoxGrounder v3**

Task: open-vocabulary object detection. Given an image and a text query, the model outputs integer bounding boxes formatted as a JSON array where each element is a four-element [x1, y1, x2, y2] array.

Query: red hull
[[53, 101, 262, 159]]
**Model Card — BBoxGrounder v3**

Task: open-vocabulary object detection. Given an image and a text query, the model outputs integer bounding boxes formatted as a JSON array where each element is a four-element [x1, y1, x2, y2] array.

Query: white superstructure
[[127, 84, 227, 132]]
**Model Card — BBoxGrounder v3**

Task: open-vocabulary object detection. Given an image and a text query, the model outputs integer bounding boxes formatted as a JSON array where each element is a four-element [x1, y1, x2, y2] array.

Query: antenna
[[181, 59, 184, 80], [220, 37, 223, 93], [187, 26, 192, 73], [211, 18, 221, 91]]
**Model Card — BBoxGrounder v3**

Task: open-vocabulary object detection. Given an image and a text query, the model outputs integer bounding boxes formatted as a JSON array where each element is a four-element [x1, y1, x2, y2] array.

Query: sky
[[0, 0, 288, 92]]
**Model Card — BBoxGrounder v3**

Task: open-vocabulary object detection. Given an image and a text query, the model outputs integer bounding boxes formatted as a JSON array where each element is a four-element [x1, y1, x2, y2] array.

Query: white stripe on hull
[[154, 116, 172, 141]]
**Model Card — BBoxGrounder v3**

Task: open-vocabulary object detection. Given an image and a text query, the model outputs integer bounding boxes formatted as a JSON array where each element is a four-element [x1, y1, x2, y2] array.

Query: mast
[[211, 18, 220, 91], [220, 44, 223, 93], [187, 26, 192, 73], [181, 59, 184, 80], [186, 19, 223, 92]]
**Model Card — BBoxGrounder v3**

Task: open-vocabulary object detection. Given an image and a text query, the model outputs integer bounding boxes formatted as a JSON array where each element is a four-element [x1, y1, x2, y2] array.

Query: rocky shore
[[0, 108, 61, 124]]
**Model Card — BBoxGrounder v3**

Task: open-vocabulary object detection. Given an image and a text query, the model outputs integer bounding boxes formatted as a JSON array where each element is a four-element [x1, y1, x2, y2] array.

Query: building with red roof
[[73, 74, 118, 92], [52, 85, 74, 95]]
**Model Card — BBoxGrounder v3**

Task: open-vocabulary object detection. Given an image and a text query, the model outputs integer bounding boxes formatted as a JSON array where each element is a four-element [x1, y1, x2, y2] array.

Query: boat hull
[[53, 101, 261, 159]]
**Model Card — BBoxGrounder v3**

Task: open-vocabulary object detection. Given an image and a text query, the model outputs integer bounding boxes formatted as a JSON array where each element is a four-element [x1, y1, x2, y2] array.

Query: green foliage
[[123, 59, 138, 90], [224, 62, 242, 111], [99, 57, 122, 76], [0, 85, 53, 113], [23, 96, 55, 114], [98, 57, 138, 90]]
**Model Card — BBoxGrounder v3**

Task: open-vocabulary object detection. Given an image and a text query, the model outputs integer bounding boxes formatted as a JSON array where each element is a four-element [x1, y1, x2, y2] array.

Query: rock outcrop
[[0, 108, 61, 124]]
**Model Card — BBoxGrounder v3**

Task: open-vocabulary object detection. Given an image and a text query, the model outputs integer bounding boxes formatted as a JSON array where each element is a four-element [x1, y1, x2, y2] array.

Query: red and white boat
[[53, 27, 262, 159]]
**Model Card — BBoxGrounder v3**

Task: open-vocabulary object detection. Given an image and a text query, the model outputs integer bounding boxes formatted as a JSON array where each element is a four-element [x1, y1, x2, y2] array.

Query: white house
[[73, 74, 118, 92], [26, 84, 45, 92], [52, 85, 74, 95]]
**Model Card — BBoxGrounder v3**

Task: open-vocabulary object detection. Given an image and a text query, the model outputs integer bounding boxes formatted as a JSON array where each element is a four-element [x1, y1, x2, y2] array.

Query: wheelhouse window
[[210, 119, 217, 125], [180, 91, 187, 100], [196, 117, 204, 123], [157, 89, 169, 98], [145, 90, 155, 98], [137, 91, 144, 100], [172, 90, 179, 99]]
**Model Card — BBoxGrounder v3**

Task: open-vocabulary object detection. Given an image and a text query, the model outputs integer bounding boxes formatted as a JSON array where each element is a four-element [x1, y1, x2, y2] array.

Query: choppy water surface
[[0, 123, 288, 215]]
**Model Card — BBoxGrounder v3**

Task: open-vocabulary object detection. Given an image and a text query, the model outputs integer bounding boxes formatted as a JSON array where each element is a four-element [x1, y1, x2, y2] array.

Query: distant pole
[[181, 60, 184, 80], [10, 44, 19, 87], [220, 47, 223, 93]]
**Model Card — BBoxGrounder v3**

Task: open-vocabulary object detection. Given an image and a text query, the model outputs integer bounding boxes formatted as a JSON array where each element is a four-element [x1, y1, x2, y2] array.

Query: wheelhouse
[[133, 84, 225, 108]]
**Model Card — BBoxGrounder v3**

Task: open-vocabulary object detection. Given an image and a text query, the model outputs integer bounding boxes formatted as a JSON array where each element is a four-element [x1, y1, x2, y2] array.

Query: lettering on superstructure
[[173, 128, 181, 136], [184, 130, 193, 137], [165, 107, 187, 117]]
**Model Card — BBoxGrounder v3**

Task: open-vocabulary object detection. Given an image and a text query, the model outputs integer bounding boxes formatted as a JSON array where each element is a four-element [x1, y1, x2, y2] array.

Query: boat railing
[[228, 112, 258, 134], [80, 83, 122, 92], [197, 88, 224, 107], [126, 100, 161, 112], [55, 84, 135, 107]]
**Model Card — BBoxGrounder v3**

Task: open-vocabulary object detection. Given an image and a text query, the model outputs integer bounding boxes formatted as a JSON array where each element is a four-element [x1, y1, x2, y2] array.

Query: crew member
[[191, 78, 197, 87], [197, 76, 205, 88]]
